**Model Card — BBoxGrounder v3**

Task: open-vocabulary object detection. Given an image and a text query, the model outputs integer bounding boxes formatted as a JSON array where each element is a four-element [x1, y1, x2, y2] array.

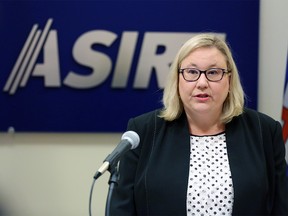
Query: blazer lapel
[[226, 113, 268, 215]]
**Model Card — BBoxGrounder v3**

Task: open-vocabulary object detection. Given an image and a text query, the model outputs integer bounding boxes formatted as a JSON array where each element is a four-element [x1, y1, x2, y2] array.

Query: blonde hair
[[159, 33, 245, 123]]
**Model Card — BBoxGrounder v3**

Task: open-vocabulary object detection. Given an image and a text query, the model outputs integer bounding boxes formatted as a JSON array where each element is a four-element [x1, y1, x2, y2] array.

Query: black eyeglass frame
[[178, 68, 231, 82]]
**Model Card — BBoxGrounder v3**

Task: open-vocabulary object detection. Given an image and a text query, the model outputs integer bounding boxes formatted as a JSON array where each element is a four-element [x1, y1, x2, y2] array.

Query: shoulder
[[235, 108, 276, 124], [231, 108, 280, 133], [126, 109, 188, 136], [128, 109, 162, 127], [126, 109, 164, 133], [242, 108, 279, 125], [131, 109, 161, 122]]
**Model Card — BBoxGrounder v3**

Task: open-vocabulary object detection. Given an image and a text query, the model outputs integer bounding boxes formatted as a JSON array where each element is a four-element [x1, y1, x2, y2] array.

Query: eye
[[207, 69, 220, 75], [186, 69, 199, 75]]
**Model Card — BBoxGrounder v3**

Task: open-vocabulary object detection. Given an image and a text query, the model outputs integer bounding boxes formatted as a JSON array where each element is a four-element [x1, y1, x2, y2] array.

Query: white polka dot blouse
[[187, 133, 234, 215]]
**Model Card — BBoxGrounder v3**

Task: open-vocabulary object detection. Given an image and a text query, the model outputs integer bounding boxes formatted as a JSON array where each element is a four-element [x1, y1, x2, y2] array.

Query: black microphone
[[93, 131, 140, 180]]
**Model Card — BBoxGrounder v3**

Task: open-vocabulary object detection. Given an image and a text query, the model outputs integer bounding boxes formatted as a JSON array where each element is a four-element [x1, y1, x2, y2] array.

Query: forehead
[[181, 46, 227, 67]]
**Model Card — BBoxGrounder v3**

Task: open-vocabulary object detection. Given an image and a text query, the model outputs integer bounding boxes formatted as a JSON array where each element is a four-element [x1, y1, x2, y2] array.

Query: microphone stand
[[105, 164, 119, 216]]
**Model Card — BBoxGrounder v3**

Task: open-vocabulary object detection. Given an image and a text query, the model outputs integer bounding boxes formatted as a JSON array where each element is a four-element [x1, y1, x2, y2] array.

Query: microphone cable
[[89, 178, 96, 216]]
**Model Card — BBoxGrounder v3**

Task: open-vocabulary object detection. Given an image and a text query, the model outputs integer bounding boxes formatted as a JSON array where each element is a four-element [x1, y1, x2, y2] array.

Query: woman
[[110, 33, 288, 215]]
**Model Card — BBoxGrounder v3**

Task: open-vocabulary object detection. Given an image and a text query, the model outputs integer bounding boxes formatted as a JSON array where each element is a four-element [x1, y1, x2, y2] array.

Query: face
[[178, 46, 230, 117]]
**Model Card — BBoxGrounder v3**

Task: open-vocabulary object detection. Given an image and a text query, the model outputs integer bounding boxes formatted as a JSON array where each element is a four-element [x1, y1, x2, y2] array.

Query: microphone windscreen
[[121, 131, 140, 149]]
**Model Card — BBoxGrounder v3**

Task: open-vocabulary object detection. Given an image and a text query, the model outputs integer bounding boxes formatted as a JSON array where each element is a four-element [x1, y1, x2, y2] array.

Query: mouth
[[195, 93, 209, 98]]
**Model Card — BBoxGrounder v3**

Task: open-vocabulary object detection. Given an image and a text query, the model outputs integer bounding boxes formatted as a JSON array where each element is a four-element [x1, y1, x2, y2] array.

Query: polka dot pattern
[[187, 133, 234, 215]]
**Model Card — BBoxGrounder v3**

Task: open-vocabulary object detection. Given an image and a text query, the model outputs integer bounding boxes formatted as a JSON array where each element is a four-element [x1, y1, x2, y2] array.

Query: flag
[[283, 52, 288, 163]]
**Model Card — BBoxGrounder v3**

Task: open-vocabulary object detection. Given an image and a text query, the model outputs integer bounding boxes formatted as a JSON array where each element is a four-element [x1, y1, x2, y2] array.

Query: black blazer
[[110, 108, 288, 215]]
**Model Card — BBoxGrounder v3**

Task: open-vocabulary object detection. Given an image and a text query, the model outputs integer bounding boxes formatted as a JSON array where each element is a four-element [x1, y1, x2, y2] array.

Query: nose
[[196, 73, 209, 88]]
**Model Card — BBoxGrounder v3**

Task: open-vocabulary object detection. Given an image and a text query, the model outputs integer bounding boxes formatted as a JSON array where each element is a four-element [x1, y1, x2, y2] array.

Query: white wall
[[0, 133, 117, 216], [0, 0, 287, 215]]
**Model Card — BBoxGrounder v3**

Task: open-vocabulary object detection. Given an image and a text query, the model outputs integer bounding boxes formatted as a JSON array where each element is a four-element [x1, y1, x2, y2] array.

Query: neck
[[185, 111, 225, 136]]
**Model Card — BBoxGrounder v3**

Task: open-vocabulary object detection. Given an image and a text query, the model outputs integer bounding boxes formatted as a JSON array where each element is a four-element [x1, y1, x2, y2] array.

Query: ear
[[228, 73, 232, 85]]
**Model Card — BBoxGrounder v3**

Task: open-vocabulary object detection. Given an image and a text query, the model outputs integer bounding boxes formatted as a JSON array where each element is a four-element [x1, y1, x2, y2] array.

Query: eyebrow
[[186, 63, 218, 68]]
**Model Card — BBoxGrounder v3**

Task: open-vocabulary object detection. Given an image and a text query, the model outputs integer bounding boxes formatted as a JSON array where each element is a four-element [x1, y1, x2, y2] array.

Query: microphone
[[93, 131, 140, 180]]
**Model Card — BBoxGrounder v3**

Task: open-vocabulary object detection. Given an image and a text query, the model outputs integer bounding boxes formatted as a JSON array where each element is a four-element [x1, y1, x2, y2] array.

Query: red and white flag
[[283, 53, 288, 162]]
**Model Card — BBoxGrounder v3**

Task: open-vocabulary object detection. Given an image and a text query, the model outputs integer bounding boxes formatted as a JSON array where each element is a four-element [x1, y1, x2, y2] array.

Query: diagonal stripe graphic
[[20, 18, 53, 89], [3, 24, 38, 93], [9, 30, 41, 95]]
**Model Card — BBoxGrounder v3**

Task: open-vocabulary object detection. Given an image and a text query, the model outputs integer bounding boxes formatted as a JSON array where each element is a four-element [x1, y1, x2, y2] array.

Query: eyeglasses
[[178, 68, 231, 82]]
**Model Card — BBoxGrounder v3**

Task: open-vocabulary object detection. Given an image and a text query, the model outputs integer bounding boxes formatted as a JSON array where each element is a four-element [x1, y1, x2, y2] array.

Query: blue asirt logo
[[0, 0, 259, 132], [4, 18, 224, 95]]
